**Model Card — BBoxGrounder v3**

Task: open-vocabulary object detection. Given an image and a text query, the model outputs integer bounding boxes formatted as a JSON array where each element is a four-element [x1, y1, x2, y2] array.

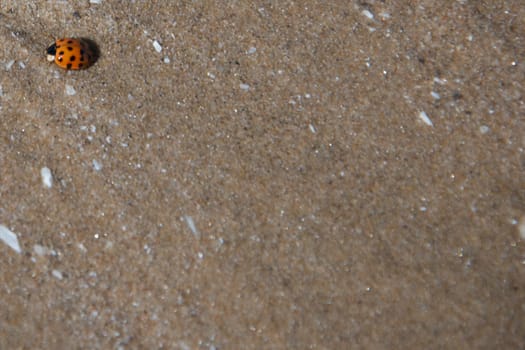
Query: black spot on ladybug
[[78, 63, 84, 69], [59, 50, 65, 56], [70, 56, 76, 62], [58, 57, 63, 62], [67, 40, 73, 44], [67, 46, 74, 51], [66, 63, 72, 69]]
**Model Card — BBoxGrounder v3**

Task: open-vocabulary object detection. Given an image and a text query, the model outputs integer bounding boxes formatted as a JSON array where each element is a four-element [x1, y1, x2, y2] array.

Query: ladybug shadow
[[80, 37, 100, 67]]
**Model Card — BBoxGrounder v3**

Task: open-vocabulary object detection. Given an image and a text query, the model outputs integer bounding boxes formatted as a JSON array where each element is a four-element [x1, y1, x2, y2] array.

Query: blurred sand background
[[0, 1, 524, 348]]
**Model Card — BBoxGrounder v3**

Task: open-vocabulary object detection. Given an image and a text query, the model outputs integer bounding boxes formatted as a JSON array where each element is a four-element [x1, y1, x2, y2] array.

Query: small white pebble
[[479, 125, 490, 134], [92, 159, 103, 171], [0, 85, 3, 97], [518, 216, 525, 240], [89, 0, 102, 3], [239, 83, 250, 91], [362, 9, 374, 19], [0, 225, 21, 254], [5, 60, 15, 70], [52, 270, 63, 280], [41, 167, 53, 188], [309, 124, 316, 133], [65, 84, 76, 96], [418, 111, 433, 127], [153, 40, 162, 53], [207, 72, 216, 79], [18, 61, 26, 69], [163, 56, 170, 64], [247, 47, 257, 54]]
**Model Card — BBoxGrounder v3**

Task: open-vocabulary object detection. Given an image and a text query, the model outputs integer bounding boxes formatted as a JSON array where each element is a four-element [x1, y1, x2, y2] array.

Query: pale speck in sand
[[433, 77, 446, 85], [41, 167, 53, 188], [362, 10, 374, 20], [479, 125, 490, 134], [5, 60, 15, 70], [52, 270, 63, 280], [92, 159, 103, 171], [65, 84, 76, 96], [184, 215, 200, 239]]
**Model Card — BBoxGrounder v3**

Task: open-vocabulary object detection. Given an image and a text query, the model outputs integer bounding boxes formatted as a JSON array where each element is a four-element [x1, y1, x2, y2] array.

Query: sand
[[0, 1, 524, 348]]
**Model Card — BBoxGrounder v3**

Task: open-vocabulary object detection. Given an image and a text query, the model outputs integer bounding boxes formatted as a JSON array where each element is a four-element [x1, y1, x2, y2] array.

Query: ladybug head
[[46, 43, 57, 62]]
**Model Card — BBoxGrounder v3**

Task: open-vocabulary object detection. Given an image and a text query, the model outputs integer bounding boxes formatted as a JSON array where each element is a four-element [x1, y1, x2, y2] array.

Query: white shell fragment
[[418, 111, 433, 127], [153, 40, 162, 53], [52, 270, 63, 280], [362, 10, 374, 20], [184, 215, 200, 239], [41, 167, 53, 188], [430, 91, 441, 100], [92, 159, 103, 171], [0, 224, 21, 254]]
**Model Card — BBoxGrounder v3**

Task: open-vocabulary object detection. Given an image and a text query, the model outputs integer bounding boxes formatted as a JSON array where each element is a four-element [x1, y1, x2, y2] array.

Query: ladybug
[[46, 38, 96, 70]]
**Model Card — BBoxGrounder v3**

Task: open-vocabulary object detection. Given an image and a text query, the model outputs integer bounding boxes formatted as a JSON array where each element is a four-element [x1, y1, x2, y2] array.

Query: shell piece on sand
[[0, 224, 21, 254]]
